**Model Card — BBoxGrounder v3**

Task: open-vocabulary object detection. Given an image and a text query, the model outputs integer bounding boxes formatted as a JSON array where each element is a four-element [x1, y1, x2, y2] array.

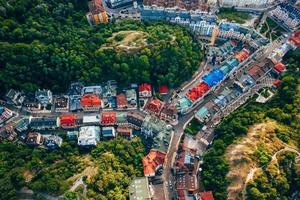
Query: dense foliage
[[0, 137, 145, 200], [217, 7, 250, 24], [200, 50, 300, 200], [0, 0, 202, 94]]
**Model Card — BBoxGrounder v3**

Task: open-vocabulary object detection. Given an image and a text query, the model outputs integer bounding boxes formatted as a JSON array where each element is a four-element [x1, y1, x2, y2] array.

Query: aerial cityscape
[[0, 0, 299, 199]]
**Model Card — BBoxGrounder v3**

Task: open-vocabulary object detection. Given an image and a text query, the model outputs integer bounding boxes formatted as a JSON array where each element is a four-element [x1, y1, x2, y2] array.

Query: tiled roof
[[274, 62, 286, 73], [235, 49, 249, 63], [186, 82, 210, 102], [139, 83, 152, 92], [158, 85, 169, 94], [200, 191, 214, 200], [142, 150, 166, 176], [145, 98, 163, 114], [60, 114, 77, 127], [80, 94, 101, 107], [101, 112, 116, 125], [117, 94, 127, 107]]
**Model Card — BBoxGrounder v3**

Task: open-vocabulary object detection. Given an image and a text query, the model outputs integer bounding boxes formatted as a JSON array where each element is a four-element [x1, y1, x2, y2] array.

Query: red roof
[[101, 112, 116, 125], [200, 191, 214, 200], [117, 94, 127, 107], [142, 150, 166, 176], [186, 82, 210, 102], [289, 30, 300, 46], [177, 189, 186, 200], [235, 50, 250, 63], [145, 99, 163, 114], [248, 65, 260, 77], [158, 85, 169, 94], [80, 94, 101, 107], [274, 62, 286, 73], [60, 114, 77, 127], [139, 83, 152, 92], [273, 79, 282, 87]]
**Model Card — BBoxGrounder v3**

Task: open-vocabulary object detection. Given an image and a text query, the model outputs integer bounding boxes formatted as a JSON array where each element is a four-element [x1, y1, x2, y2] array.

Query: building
[[195, 191, 214, 200], [83, 115, 101, 125], [26, 132, 44, 146], [101, 112, 116, 125], [158, 85, 169, 95], [126, 89, 137, 108], [234, 49, 250, 63], [0, 107, 13, 125], [44, 134, 63, 149], [219, 0, 273, 8], [117, 93, 127, 109], [143, 0, 209, 11], [15, 118, 30, 133], [289, 30, 300, 48], [54, 96, 69, 112], [139, 83, 152, 98], [67, 82, 84, 96], [127, 112, 145, 129], [186, 82, 211, 102], [67, 131, 78, 140], [142, 150, 166, 177], [117, 125, 133, 139], [78, 126, 100, 146], [145, 98, 164, 115], [102, 126, 116, 138], [29, 117, 58, 130], [5, 89, 25, 106], [129, 177, 152, 200], [86, 0, 108, 26], [176, 150, 196, 172], [35, 89, 53, 107], [176, 173, 198, 194], [160, 103, 177, 122], [59, 114, 79, 128], [69, 95, 82, 112], [273, 62, 286, 74], [80, 94, 102, 112], [82, 85, 102, 96], [116, 112, 127, 125], [105, 0, 136, 9]]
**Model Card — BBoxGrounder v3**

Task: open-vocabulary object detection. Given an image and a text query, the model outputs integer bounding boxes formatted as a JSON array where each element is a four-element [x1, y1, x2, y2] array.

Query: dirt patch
[[225, 121, 286, 200], [101, 31, 148, 52], [67, 155, 98, 184]]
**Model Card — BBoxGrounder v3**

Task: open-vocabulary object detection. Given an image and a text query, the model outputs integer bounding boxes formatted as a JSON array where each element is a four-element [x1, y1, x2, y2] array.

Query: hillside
[[0, 0, 202, 94], [200, 49, 300, 200]]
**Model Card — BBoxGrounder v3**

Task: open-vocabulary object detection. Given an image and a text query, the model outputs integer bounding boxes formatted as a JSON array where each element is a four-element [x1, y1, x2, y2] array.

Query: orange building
[[273, 62, 286, 73], [86, 0, 108, 26], [59, 114, 78, 128], [80, 94, 102, 111], [235, 49, 250, 63], [142, 150, 166, 177], [145, 98, 163, 115], [101, 112, 116, 125]]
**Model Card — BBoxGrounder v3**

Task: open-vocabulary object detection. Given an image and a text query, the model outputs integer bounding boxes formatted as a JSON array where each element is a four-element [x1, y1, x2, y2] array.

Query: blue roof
[[102, 128, 115, 137], [202, 68, 225, 87], [196, 107, 208, 118]]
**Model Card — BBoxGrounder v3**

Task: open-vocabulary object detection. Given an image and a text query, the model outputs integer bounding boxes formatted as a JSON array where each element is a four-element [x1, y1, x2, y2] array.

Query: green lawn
[[218, 8, 250, 24], [260, 18, 286, 40], [184, 118, 204, 136]]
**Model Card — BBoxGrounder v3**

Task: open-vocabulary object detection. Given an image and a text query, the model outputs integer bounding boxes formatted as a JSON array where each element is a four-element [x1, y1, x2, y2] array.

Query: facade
[[142, 150, 166, 177], [219, 0, 273, 7], [102, 126, 116, 138], [26, 132, 44, 146], [0, 107, 13, 125], [126, 89, 137, 107], [86, 0, 108, 26], [54, 96, 69, 112], [80, 94, 102, 111], [44, 134, 63, 149], [160, 103, 177, 122], [117, 125, 133, 139], [101, 112, 117, 125], [78, 126, 100, 146], [29, 117, 58, 130], [5, 89, 25, 106], [139, 83, 152, 98], [105, 0, 135, 9], [35, 89, 53, 107], [127, 112, 145, 129]]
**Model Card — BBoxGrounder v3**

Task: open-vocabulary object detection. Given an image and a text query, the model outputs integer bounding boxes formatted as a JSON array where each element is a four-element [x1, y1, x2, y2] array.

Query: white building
[[35, 89, 53, 106], [220, 0, 274, 7], [78, 126, 100, 146]]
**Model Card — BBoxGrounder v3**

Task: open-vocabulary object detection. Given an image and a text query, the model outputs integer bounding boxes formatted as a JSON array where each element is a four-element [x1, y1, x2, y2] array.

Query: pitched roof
[[235, 49, 249, 63], [101, 112, 116, 125], [117, 93, 127, 107], [142, 150, 166, 176], [80, 94, 101, 107], [200, 191, 214, 200], [158, 85, 169, 94], [139, 83, 152, 92], [145, 98, 163, 114], [60, 114, 77, 126], [186, 82, 210, 102], [274, 62, 286, 73]]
